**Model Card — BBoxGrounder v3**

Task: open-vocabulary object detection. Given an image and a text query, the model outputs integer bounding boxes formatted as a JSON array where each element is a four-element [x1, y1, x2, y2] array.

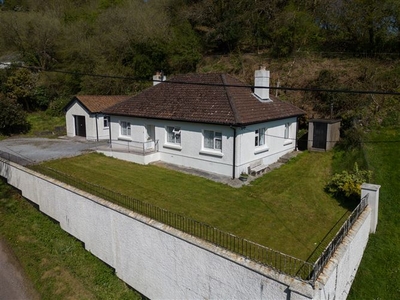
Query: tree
[[315, 0, 400, 52], [0, 94, 30, 135], [0, 11, 61, 69], [5, 68, 38, 111]]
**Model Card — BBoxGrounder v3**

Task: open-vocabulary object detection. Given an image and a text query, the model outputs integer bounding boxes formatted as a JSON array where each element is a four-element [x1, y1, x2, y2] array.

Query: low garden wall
[[0, 159, 379, 299]]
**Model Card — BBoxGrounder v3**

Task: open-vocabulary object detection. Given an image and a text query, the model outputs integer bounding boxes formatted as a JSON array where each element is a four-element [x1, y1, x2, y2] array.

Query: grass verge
[[32, 150, 350, 262], [0, 179, 142, 300], [348, 126, 400, 299]]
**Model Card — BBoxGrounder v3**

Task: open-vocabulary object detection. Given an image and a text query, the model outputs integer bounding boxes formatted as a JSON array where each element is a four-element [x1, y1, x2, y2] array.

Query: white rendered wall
[[96, 113, 111, 141], [314, 208, 371, 300], [109, 117, 235, 177], [65, 101, 97, 140], [0, 159, 375, 300], [108, 116, 298, 178], [235, 117, 298, 175], [65, 101, 110, 141]]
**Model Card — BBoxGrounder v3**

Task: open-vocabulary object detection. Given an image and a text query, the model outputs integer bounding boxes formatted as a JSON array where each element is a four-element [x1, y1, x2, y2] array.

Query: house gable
[[65, 95, 131, 114]]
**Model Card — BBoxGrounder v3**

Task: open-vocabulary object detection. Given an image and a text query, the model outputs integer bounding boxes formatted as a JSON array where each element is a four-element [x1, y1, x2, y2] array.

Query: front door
[[75, 115, 86, 137], [312, 122, 327, 149]]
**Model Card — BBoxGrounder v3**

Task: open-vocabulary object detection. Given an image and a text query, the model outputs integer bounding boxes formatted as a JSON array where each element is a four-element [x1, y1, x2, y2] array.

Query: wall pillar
[[361, 183, 381, 233]]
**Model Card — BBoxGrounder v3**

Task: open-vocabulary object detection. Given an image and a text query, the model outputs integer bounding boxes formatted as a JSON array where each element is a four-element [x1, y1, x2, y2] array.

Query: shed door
[[74, 115, 86, 137], [312, 122, 327, 149]]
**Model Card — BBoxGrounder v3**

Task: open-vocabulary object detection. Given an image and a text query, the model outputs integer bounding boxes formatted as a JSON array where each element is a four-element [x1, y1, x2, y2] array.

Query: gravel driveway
[[0, 137, 105, 165]]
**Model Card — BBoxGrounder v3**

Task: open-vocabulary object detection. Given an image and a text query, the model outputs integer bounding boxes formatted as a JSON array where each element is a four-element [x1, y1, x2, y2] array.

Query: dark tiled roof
[[104, 73, 305, 126], [70, 95, 131, 113]]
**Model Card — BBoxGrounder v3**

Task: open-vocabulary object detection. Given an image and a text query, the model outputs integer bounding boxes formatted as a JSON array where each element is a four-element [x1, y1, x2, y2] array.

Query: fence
[[32, 165, 314, 282], [108, 139, 159, 155], [2, 155, 370, 285], [310, 194, 368, 283]]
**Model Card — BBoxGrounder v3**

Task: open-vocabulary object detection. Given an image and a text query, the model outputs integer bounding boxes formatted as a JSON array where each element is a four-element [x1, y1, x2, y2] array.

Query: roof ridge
[[221, 74, 241, 125]]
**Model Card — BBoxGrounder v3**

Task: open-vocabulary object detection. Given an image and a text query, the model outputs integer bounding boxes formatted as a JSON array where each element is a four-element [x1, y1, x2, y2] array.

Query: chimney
[[254, 67, 270, 101], [153, 71, 166, 86]]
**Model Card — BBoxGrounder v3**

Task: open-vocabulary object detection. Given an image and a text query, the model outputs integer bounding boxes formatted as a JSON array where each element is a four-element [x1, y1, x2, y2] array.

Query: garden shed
[[308, 119, 341, 151]]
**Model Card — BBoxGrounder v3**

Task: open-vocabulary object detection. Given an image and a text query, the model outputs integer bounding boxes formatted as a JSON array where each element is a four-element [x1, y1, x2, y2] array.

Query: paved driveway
[[0, 137, 105, 165]]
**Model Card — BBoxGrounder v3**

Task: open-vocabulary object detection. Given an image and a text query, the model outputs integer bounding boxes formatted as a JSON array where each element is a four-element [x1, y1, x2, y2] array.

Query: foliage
[[348, 127, 400, 299], [0, 94, 30, 135], [326, 163, 372, 201], [0, 179, 142, 299]]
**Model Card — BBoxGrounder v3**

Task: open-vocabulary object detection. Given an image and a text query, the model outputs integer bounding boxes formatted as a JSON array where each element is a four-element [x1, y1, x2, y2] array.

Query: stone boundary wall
[[0, 160, 377, 299]]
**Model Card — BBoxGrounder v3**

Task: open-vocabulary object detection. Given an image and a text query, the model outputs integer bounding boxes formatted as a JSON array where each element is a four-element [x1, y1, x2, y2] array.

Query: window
[[167, 126, 181, 144], [120, 121, 131, 136], [103, 116, 110, 128], [255, 128, 266, 147], [204, 130, 222, 150], [284, 123, 290, 140]]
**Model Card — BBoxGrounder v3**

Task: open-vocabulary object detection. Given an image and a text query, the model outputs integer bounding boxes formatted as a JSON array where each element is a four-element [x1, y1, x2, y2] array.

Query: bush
[[326, 163, 372, 201], [0, 95, 30, 135]]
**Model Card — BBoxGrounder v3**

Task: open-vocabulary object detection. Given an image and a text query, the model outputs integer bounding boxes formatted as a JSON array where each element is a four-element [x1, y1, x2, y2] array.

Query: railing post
[[361, 183, 381, 234]]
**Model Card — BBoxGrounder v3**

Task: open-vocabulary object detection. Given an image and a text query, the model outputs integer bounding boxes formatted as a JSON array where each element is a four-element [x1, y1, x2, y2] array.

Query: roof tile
[[104, 73, 305, 125]]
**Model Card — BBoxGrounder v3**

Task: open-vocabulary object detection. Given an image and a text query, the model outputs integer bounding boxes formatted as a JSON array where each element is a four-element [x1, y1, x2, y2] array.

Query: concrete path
[[0, 237, 39, 300]]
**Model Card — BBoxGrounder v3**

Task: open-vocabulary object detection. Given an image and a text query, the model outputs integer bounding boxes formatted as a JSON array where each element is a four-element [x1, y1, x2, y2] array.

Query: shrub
[[0, 95, 31, 135], [326, 163, 372, 201]]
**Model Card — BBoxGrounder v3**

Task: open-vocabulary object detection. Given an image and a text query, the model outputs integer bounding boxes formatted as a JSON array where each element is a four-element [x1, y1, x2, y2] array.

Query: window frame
[[203, 130, 222, 151], [255, 127, 266, 147], [120, 121, 131, 137], [166, 126, 181, 145], [283, 122, 293, 145], [103, 116, 110, 128]]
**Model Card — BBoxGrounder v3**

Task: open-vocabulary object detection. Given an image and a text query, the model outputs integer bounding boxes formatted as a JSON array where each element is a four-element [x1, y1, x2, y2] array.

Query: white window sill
[[163, 143, 182, 151], [283, 140, 293, 146], [118, 136, 132, 141], [199, 149, 223, 157], [254, 146, 270, 155]]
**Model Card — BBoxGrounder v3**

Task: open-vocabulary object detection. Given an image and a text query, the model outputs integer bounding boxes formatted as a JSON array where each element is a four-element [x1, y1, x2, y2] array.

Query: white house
[[65, 95, 130, 141], [99, 68, 305, 179]]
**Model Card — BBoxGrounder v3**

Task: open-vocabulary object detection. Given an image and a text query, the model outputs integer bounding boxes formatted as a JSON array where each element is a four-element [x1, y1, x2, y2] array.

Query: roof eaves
[[64, 96, 92, 114]]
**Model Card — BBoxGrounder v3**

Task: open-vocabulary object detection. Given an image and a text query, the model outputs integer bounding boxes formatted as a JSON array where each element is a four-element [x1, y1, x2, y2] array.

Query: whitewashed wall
[[65, 101, 109, 140], [0, 159, 377, 300], [107, 116, 298, 178], [235, 117, 298, 175]]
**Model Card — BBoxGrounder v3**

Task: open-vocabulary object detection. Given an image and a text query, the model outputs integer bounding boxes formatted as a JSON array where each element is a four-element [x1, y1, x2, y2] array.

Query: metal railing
[[29, 165, 314, 281], [108, 139, 159, 155], [0, 154, 370, 285], [309, 194, 368, 283]]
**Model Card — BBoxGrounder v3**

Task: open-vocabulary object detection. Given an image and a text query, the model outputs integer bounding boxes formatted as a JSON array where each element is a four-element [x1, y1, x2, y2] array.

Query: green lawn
[[0, 179, 142, 300], [33, 150, 351, 262], [348, 127, 400, 299]]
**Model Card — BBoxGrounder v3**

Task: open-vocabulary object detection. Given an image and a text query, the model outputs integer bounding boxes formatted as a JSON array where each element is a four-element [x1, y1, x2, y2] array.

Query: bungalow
[[65, 95, 130, 141], [99, 68, 305, 179]]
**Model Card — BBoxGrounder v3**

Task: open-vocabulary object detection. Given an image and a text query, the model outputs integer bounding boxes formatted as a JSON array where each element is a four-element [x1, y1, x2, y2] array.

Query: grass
[[348, 126, 400, 299], [0, 179, 142, 300], [32, 150, 351, 262], [25, 111, 65, 137]]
